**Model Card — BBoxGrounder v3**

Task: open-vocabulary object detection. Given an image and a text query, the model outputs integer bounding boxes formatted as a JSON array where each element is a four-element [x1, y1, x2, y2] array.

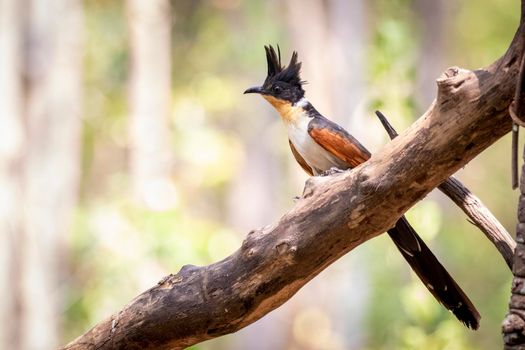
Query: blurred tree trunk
[[413, 0, 446, 113], [227, 127, 284, 350], [226, 3, 284, 349], [326, 2, 369, 349], [284, 1, 370, 348], [327, 0, 368, 134], [227, 1, 323, 348], [19, 0, 83, 349], [0, 0, 24, 348], [286, 0, 333, 119], [126, 0, 175, 209]]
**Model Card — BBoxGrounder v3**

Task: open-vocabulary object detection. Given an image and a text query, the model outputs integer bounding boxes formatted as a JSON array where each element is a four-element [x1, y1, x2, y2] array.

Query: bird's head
[[244, 45, 306, 111]]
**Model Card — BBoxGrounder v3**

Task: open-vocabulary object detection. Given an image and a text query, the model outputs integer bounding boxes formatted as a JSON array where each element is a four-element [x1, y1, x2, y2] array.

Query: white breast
[[286, 112, 348, 175]]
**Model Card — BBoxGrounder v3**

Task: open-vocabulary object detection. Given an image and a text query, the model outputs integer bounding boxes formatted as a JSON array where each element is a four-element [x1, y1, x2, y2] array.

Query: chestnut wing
[[307, 117, 371, 169]]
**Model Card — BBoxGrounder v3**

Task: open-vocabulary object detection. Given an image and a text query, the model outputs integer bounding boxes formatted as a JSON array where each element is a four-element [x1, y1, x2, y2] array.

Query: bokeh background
[[0, 0, 520, 349]]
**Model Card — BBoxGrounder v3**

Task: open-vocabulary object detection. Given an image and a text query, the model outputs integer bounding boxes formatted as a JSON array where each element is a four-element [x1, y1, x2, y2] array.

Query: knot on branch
[[180, 263, 199, 275], [275, 240, 297, 264], [157, 273, 181, 287], [436, 66, 474, 109], [302, 175, 332, 199], [240, 227, 267, 258], [512, 277, 525, 295]]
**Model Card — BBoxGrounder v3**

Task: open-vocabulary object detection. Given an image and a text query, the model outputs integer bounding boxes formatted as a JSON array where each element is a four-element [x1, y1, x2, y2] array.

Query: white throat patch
[[294, 97, 308, 108]]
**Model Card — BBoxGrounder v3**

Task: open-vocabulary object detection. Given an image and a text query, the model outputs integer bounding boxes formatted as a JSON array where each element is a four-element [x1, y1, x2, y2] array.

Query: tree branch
[[63, 17, 525, 350], [438, 178, 515, 267], [375, 110, 515, 269]]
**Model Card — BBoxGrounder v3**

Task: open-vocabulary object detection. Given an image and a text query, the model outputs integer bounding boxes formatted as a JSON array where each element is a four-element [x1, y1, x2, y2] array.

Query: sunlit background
[[0, 0, 520, 349]]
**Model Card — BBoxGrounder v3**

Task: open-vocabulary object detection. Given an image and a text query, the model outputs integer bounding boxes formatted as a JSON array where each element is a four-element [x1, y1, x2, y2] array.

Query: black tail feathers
[[387, 216, 480, 330]]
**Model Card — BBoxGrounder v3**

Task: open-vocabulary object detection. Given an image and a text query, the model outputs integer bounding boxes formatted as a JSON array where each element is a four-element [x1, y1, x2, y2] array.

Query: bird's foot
[[320, 167, 345, 176]]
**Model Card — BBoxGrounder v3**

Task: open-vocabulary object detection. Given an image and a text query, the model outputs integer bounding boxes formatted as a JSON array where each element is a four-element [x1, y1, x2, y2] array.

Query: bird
[[244, 45, 480, 330]]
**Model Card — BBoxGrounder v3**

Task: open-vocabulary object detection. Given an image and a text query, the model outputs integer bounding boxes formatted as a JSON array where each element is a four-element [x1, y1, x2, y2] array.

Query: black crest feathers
[[264, 45, 304, 87]]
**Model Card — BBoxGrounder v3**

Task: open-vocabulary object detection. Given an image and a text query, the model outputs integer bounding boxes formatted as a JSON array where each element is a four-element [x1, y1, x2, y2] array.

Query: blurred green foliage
[[66, 1, 519, 349]]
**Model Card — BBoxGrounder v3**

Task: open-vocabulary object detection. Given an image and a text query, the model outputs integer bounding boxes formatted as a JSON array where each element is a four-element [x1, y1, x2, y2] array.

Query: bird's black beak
[[244, 86, 263, 94]]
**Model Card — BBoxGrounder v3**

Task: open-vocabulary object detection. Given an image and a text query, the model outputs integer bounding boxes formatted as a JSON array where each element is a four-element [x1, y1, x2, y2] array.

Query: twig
[[510, 52, 525, 190], [512, 124, 519, 189], [375, 110, 515, 270]]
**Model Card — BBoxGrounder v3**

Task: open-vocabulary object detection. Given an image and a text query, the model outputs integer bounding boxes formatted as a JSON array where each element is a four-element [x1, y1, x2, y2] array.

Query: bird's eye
[[272, 85, 282, 94]]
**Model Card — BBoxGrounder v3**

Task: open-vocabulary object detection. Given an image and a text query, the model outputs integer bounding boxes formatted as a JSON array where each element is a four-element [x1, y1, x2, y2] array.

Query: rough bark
[[62, 11, 524, 348], [502, 6, 525, 347], [503, 146, 525, 349]]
